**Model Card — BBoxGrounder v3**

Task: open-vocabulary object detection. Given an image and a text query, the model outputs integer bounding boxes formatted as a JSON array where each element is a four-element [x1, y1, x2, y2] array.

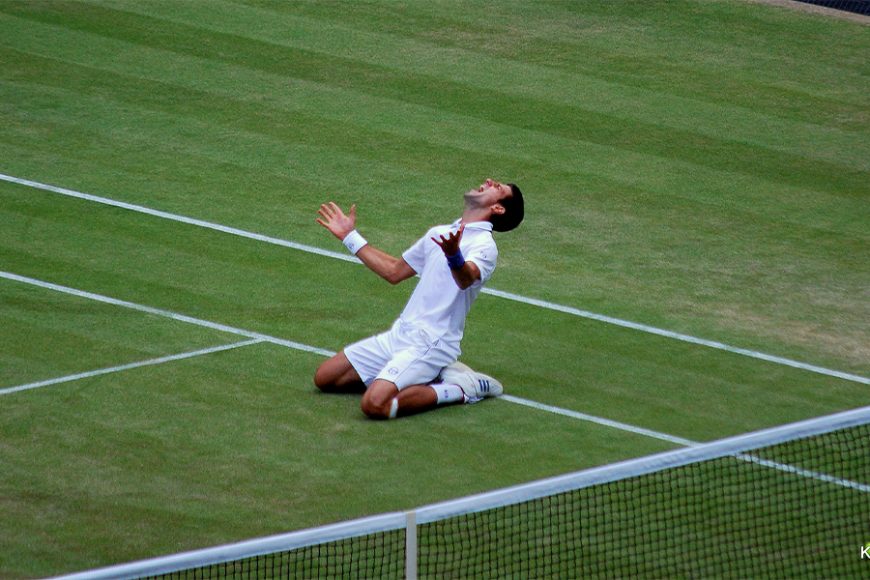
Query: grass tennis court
[[1, 0, 868, 577]]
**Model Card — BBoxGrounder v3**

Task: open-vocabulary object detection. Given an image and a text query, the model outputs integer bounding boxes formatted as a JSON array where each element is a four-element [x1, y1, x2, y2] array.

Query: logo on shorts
[[388, 367, 399, 375]]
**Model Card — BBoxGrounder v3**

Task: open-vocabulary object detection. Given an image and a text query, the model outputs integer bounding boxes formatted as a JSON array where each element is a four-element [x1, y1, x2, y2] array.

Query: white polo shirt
[[399, 220, 498, 348]]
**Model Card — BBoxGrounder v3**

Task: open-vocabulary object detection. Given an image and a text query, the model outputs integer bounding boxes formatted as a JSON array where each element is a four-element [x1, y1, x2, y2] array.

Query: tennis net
[[57, 405, 870, 579]]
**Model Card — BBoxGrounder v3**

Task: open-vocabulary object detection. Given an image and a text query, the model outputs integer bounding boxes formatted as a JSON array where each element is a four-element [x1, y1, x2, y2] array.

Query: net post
[[405, 510, 417, 580]]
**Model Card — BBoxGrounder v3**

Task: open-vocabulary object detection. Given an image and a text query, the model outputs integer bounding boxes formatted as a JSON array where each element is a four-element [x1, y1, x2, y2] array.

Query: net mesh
[[146, 530, 405, 579], [419, 424, 869, 578], [133, 423, 869, 579]]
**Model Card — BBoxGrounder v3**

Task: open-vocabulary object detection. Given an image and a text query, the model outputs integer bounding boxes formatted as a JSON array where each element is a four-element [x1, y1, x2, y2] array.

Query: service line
[[0, 339, 264, 396]]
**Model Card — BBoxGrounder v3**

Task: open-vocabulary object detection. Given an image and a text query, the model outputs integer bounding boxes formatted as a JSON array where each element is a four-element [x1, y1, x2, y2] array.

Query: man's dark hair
[[490, 183, 524, 232]]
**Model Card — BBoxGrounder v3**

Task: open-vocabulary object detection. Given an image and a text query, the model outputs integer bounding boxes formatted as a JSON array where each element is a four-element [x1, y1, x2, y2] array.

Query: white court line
[[3, 270, 865, 493], [0, 173, 357, 263], [0, 271, 335, 358], [483, 288, 869, 385], [739, 453, 870, 493], [0, 339, 264, 396], [503, 394, 870, 493], [2, 172, 867, 386], [501, 394, 695, 446]]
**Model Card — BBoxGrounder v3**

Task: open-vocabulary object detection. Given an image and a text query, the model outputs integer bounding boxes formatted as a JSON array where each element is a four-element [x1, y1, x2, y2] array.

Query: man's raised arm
[[431, 224, 481, 290], [316, 202, 416, 285]]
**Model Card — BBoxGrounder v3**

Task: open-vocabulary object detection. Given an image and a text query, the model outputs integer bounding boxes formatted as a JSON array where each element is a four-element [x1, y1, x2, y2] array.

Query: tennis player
[[314, 178, 524, 419]]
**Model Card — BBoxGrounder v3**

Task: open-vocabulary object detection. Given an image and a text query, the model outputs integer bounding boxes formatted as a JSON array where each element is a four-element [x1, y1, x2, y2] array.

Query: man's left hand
[[432, 224, 465, 256]]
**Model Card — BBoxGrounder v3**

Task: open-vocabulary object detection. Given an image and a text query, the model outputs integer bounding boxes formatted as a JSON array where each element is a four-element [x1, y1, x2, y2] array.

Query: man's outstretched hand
[[317, 202, 357, 241], [431, 224, 465, 256]]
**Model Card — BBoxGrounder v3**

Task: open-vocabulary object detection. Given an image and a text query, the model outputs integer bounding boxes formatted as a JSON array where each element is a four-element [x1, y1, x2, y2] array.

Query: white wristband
[[342, 229, 368, 255]]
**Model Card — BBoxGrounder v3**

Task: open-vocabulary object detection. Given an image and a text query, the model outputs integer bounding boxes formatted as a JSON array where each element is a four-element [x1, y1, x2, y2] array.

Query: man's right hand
[[316, 202, 357, 241]]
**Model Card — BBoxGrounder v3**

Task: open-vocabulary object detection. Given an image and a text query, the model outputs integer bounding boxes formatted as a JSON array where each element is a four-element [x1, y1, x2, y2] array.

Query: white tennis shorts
[[345, 320, 459, 390]]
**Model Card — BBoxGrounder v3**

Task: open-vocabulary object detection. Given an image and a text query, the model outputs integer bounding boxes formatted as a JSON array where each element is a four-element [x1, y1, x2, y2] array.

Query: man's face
[[465, 178, 511, 209]]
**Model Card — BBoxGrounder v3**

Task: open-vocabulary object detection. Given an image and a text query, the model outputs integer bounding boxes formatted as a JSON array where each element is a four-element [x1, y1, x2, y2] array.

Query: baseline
[[2, 172, 866, 385]]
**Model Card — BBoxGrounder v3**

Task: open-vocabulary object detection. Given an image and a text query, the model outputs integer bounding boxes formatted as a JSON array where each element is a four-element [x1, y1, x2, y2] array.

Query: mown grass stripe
[[105, 0, 869, 170], [2, 12, 863, 231], [3, 2, 866, 190]]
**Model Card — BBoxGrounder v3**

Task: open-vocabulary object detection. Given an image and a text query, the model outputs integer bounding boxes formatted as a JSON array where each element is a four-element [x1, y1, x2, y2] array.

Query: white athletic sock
[[431, 382, 466, 404]]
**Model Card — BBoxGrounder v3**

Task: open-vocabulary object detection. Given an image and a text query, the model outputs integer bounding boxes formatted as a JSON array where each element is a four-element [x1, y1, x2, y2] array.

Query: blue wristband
[[446, 250, 466, 270]]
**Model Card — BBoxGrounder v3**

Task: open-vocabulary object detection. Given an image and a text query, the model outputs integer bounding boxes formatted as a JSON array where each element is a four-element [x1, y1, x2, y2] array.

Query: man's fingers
[[317, 208, 334, 223], [319, 202, 344, 218]]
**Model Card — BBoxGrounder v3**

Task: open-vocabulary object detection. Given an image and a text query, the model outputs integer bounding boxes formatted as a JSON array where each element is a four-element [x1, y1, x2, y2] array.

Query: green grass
[[0, 0, 868, 577]]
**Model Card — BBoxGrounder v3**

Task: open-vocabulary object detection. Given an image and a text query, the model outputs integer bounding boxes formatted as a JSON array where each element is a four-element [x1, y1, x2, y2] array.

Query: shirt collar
[[451, 219, 493, 232]]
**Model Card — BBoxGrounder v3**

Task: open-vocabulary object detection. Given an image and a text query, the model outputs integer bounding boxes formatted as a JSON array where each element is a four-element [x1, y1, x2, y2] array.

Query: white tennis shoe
[[440, 361, 504, 404]]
